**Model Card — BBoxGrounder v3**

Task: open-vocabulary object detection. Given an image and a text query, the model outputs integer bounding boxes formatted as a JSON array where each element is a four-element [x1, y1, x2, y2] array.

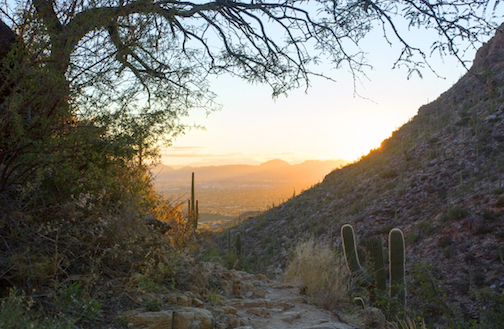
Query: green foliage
[[57, 282, 101, 321], [441, 207, 470, 222], [145, 299, 161, 312], [0, 290, 76, 329], [416, 221, 433, 235], [380, 168, 398, 179], [476, 288, 504, 328], [408, 263, 470, 328]]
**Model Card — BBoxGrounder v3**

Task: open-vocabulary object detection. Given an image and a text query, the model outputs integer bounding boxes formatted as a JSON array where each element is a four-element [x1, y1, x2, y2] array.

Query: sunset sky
[[160, 23, 491, 168]]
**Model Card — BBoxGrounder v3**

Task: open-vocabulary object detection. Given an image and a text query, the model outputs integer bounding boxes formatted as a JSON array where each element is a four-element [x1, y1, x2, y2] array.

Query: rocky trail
[[115, 262, 366, 329]]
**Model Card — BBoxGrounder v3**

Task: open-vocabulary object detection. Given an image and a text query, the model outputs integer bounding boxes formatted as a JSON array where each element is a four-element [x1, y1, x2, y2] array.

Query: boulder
[[173, 307, 214, 329], [129, 311, 173, 329]]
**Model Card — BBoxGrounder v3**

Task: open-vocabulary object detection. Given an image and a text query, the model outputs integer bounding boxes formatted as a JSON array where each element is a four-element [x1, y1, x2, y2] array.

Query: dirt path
[[220, 271, 357, 329], [118, 264, 362, 329]]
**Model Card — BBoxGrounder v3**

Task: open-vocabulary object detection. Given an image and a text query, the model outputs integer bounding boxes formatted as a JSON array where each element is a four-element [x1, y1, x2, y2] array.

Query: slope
[[219, 25, 504, 324]]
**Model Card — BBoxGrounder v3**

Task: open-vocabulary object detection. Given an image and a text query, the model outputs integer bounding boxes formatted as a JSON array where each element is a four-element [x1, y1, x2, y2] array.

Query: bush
[[0, 290, 76, 329], [284, 238, 349, 310], [440, 207, 470, 222]]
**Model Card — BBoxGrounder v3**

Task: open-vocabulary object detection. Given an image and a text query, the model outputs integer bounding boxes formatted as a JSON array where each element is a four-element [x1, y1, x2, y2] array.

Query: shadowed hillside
[[217, 25, 504, 324]]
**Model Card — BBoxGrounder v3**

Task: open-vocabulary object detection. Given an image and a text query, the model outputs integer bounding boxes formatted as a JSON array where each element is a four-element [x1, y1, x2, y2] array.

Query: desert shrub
[[476, 288, 504, 328], [440, 207, 470, 222], [0, 289, 76, 329], [0, 163, 189, 326], [380, 168, 397, 179], [408, 263, 470, 328], [284, 238, 349, 310], [416, 221, 433, 235]]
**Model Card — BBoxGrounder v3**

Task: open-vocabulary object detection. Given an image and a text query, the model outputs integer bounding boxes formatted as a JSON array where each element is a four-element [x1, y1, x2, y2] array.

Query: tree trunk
[[0, 20, 17, 105], [0, 20, 15, 59]]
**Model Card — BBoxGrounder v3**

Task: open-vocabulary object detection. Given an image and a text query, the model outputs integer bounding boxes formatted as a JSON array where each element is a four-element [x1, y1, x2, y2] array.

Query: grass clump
[[284, 238, 349, 310]]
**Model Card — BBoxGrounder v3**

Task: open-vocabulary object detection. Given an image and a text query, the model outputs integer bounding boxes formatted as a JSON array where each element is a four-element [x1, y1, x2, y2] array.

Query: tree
[[0, 0, 502, 194]]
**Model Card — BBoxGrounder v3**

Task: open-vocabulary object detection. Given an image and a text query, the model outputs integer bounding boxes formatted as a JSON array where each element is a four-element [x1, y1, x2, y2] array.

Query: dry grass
[[388, 317, 427, 329], [284, 238, 349, 310]]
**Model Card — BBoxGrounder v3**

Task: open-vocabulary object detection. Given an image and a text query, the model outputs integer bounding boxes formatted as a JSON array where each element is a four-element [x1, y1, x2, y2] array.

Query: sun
[[339, 118, 396, 162]]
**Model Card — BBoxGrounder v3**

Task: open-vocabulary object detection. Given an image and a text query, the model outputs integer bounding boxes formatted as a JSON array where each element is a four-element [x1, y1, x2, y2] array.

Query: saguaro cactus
[[341, 224, 406, 308], [227, 229, 232, 253], [235, 232, 243, 259], [389, 228, 406, 305], [187, 172, 199, 230], [366, 237, 387, 292], [341, 224, 372, 285]]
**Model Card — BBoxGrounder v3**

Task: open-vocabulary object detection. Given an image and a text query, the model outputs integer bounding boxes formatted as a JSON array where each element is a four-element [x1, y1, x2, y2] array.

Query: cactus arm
[[341, 224, 372, 285]]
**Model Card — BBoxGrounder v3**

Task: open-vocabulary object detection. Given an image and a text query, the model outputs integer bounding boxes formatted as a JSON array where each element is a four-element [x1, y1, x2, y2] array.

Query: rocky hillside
[[219, 25, 504, 322]]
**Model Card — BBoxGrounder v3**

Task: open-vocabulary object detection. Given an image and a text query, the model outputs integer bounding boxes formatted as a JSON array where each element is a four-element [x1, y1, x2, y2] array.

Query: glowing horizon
[[160, 25, 482, 169]]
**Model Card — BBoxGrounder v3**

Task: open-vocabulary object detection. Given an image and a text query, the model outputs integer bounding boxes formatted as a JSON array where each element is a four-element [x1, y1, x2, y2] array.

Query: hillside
[[217, 25, 504, 324]]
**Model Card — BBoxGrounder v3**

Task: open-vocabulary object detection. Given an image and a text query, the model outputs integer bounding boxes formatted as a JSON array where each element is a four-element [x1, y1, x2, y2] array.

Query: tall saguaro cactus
[[367, 237, 387, 292], [188, 172, 199, 230], [341, 224, 406, 309], [389, 228, 406, 305], [235, 232, 243, 260]]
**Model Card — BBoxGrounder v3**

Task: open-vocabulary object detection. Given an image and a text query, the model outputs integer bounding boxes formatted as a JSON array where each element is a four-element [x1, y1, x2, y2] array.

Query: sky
[[160, 12, 497, 168]]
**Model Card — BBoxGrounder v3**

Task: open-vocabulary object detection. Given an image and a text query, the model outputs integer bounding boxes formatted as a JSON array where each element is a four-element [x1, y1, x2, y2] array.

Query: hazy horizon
[[159, 23, 485, 172], [157, 157, 351, 170]]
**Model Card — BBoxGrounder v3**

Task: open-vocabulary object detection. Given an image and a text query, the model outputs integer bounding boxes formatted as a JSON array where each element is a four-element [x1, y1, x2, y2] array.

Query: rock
[[216, 314, 241, 329], [363, 307, 386, 329], [281, 311, 301, 323], [305, 324, 336, 329], [192, 298, 204, 307], [271, 299, 295, 310], [128, 311, 173, 329], [245, 307, 269, 317], [173, 308, 214, 329], [306, 323, 355, 329], [243, 299, 266, 308], [215, 306, 238, 315]]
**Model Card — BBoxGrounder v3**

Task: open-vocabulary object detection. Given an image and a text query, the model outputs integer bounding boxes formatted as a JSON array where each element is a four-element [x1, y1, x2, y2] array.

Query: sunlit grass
[[284, 238, 349, 310]]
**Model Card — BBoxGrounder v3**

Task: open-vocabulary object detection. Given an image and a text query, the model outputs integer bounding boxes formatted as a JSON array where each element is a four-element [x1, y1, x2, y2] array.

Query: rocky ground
[[114, 261, 382, 329]]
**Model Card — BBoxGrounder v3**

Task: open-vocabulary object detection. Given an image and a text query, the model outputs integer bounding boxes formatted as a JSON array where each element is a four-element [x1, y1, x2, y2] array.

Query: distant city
[[152, 159, 348, 223]]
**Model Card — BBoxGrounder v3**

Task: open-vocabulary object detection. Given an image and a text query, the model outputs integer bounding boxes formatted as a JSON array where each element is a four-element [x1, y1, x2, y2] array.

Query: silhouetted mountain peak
[[259, 159, 290, 169]]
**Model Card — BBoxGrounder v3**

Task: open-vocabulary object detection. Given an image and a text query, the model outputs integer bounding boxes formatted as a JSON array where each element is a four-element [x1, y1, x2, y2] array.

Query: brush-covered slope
[[222, 26, 504, 318]]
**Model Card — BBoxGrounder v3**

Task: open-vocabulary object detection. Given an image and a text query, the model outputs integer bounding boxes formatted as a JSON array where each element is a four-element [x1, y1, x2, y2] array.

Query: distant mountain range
[[152, 159, 350, 184]]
